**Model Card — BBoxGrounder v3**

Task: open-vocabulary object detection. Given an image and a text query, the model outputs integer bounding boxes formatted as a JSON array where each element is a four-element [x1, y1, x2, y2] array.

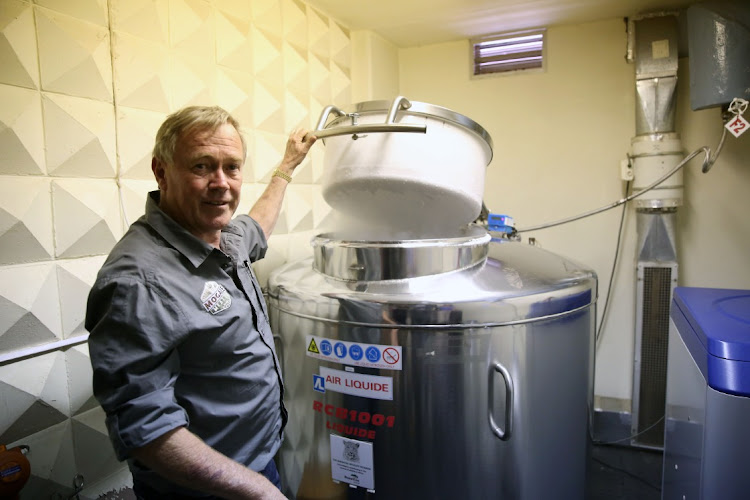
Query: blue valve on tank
[[488, 214, 515, 234]]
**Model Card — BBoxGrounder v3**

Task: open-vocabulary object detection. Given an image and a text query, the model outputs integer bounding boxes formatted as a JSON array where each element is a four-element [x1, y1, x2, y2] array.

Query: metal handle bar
[[488, 361, 513, 441], [313, 95, 427, 139]]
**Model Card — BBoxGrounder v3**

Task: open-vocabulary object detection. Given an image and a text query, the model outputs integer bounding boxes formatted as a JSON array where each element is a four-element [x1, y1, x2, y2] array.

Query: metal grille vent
[[635, 266, 672, 447], [471, 30, 545, 76]]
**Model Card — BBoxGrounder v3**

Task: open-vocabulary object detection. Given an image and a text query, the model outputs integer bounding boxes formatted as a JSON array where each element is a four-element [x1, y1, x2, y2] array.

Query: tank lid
[[672, 287, 750, 396], [333, 99, 494, 153], [312, 225, 491, 281]]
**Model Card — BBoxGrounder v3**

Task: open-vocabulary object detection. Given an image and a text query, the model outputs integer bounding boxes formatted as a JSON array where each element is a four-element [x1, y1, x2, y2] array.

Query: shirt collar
[[145, 191, 240, 268]]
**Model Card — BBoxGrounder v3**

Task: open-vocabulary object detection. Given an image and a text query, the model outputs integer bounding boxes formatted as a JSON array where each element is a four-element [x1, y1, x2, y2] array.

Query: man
[[86, 106, 317, 499]]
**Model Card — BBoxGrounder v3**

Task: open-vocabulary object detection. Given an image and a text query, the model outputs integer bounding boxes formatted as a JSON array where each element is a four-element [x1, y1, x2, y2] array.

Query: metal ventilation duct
[[629, 14, 682, 449]]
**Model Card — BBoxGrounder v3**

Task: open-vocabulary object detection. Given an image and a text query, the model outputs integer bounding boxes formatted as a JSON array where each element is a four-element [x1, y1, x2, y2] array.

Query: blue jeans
[[133, 459, 282, 499], [260, 458, 282, 491]]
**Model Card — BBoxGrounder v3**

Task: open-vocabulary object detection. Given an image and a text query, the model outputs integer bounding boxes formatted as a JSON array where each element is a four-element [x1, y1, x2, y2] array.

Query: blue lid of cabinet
[[672, 287, 750, 396]]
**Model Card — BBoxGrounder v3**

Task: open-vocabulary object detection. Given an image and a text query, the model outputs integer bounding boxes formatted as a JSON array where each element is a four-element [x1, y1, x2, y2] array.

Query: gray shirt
[[86, 191, 286, 493]]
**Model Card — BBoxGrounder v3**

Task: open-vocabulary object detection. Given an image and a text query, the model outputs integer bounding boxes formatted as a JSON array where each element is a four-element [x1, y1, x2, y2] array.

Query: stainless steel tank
[[267, 226, 597, 499]]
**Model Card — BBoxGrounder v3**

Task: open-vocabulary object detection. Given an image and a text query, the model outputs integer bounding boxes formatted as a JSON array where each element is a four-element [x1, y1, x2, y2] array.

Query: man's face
[[152, 123, 244, 246]]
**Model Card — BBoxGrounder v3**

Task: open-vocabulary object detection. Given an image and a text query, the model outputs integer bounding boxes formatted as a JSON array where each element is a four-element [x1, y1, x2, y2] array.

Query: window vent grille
[[472, 30, 545, 76]]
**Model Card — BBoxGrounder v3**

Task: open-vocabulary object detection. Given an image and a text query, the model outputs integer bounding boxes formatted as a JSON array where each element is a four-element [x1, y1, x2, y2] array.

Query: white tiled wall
[[0, 0, 351, 497]]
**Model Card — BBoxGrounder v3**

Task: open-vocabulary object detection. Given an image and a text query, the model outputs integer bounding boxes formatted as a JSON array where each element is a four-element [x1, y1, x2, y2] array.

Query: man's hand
[[278, 128, 317, 175], [249, 128, 318, 238]]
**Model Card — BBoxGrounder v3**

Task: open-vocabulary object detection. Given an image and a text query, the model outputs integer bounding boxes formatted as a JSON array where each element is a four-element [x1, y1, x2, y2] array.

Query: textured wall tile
[[253, 25, 283, 84], [286, 184, 313, 233], [0, 176, 54, 264], [52, 178, 122, 258], [0, 84, 46, 175], [331, 61, 351, 106], [288, 155, 312, 185], [284, 42, 308, 93], [309, 53, 332, 104], [66, 343, 97, 416], [111, 0, 168, 44], [0, 262, 62, 354], [253, 79, 284, 133], [119, 178, 158, 225], [216, 0, 252, 22], [331, 20, 350, 70], [169, 0, 214, 61], [311, 183, 334, 230], [216, 7, 252, 71], [72, 407, 123, 487], [57, 255, 106, 338], [111, 31, 170, 113], [0, 350, 68, 443], [236, 184, 265, 219], [35, 6, 113, 102], [282, 0, 307, 47], [116, 106, 166, 179], [8, 420, 78, 496], [252, 131, 285, 182], [285, 87, 310, 134], [35, 0, 109, 27], [238, 128, 255, 183], [43, 93, 116, 178], [216, 67, 253, 134], [0, 0, 39, 89], [308, 7, 329, 62], [167, 51, 215, 112], [252, 0, 282, 37]]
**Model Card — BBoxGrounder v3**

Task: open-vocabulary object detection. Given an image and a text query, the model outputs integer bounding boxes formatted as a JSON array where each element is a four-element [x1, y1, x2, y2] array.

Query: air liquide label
[[306, 335, 402, 370], [319, 367, 393, 400]]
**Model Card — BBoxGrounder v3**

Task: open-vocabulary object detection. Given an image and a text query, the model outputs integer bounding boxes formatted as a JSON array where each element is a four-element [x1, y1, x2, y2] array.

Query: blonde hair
[[152, 106, 246, 164]]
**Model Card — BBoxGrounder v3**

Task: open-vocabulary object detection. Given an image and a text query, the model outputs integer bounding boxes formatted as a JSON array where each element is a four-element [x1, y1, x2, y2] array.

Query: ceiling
[[303, 0, 696, 47]]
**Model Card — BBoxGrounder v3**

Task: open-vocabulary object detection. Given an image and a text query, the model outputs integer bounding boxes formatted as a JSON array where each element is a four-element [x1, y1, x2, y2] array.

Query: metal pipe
[[0, 335, 89, 365]]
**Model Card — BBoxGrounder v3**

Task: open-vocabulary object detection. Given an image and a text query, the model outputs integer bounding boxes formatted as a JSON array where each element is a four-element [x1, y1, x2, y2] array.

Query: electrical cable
[[516, 97, 750, 234], [595, 180, 630, 347], [592, 415, 665, 447], [590, 455, 662, 492], [516, 145, 712, 233]]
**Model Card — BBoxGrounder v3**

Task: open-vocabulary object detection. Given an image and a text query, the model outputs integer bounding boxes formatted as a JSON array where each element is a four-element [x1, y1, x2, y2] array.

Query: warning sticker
[[306, 335, 402, 370], [330, 435, 375, 492], [320, 367, 393, 400], [307, 338, 320, 354]]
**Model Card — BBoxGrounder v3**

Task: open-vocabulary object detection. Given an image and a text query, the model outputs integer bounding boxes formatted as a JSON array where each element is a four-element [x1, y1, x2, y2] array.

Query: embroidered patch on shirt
[[201, 281, 232, 314]]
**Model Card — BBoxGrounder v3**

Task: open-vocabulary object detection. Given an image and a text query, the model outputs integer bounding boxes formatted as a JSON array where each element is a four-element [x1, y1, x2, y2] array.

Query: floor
[[588, 443, 664, 500]]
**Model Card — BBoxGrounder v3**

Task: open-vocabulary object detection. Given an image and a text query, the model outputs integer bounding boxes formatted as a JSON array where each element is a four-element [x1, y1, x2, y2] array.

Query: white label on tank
[[320, 367, 393, 400], [330, 434, 375, 492], [306, 335, 403, 370]]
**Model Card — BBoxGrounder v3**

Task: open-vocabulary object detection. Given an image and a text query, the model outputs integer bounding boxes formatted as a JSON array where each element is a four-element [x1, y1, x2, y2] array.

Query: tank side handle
[[313, 96, 427, 139], [488, 361, 513, 441]]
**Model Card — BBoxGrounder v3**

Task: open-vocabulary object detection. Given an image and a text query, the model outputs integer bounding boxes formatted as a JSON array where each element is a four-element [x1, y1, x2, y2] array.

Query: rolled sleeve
[[86, 276, 190, 461], [234, 215, 268, 262]]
